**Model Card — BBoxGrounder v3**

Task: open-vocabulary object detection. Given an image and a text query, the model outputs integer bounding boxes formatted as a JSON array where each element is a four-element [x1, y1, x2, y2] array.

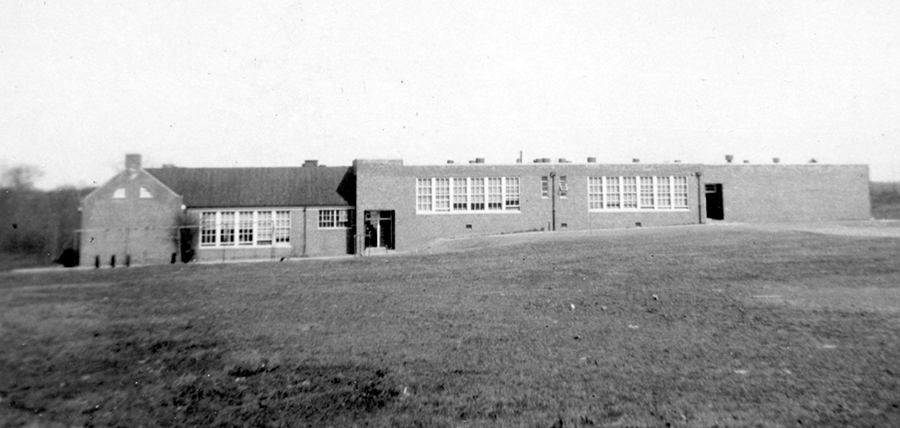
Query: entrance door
[[364, 210, 395, 250], [705, 184, 724, 220]]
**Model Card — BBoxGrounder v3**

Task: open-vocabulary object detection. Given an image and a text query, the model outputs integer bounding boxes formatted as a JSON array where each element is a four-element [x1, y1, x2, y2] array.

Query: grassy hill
[[2, 225, 900, 427]]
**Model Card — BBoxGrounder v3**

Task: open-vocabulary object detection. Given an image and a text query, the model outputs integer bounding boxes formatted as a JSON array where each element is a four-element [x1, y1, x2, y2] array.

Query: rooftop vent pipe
[[475, 158, 485, 164], [587, 157, 597, 163], [447, 160, 455, 164], [773, 158, 780, 164], [633, 158, 640, 163], [725, 155, 734, 163], [303, 160, 318, 167]]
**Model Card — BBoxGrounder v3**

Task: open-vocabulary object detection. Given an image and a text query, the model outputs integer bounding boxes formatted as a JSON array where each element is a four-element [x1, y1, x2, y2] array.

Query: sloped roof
[[145, 166, 355, 208]]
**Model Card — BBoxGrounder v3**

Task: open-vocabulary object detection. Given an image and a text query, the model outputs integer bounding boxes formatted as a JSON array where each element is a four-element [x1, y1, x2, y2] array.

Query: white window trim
[[588, 176, 690, 212], [416, 177, 522, 215], [318, 208, 354, 229], [196, 208, 293, 248]]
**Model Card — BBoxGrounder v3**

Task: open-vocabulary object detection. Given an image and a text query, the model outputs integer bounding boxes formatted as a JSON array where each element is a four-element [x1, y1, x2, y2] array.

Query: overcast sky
[[2, 0, 899, 189]]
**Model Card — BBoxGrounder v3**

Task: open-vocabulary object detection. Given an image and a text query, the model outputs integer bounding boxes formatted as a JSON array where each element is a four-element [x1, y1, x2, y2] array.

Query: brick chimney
[[125, 154, 142, 171]]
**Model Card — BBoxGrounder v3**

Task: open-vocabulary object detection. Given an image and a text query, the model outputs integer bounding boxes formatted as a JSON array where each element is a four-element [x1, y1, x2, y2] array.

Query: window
[[434, 178, 450, 212], [640, 177, 654, 209], [588, 177, 603, 209], [416, 178, 432, 212], [139, 187, 153, 198], [657, 177, 671, 208], [559, 176, 568, 198], [674, 177, 688, 208], [239, 211, 253, 245], [541, 176, 549, 198], [201, 212, 216, 246], [487, 178, 503, 210], [219, 212, 235, 245], [622, 177, 637, 209], [417, 176, 521, 213], [196, 210, 293, 248], [275, 211, 291, 243], [606, 177, 621, 209], [470, 178, 485, 211], [589, 176, 688, 211], [257, 211, 273, 245], [113, 188, 126, 199], [453, 178, 468, 210], [318, 209, 350, 229], [505, 177, 520, 210]]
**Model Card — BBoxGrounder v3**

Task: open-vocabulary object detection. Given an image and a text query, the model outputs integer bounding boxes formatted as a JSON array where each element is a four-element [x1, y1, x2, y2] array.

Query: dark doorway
[[364, 210, 395, 250], [705, 183, 724, 220]]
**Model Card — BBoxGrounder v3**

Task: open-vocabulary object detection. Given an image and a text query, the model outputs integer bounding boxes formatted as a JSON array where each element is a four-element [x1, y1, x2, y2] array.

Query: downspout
[[302, 207, 307, 256], [695, 171, 703, 224], [550, 171, 557, 231]]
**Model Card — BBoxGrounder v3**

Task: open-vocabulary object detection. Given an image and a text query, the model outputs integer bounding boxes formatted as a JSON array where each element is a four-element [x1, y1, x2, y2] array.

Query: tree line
[[1, 165, 93, 268]]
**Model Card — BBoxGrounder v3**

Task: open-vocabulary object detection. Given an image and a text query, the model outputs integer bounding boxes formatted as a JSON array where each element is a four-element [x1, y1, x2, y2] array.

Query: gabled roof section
[[144, 166, 355, 208]]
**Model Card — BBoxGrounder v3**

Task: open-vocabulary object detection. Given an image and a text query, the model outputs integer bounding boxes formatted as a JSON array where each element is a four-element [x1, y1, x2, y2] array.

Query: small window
[[541, 176, 549, 198], [113, 188, 126, 199], [139, 187, 153, 198], [559, 176, 568, 198]]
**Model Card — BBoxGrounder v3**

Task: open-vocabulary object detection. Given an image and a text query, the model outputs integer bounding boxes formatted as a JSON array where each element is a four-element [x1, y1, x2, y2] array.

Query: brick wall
[[355, 160, 703, 252], [700, 164, 871, 222], [80, 170, 183, 266]]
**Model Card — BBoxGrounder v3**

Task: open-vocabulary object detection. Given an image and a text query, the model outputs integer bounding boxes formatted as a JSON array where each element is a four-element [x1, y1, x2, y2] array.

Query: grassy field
[[2, 225, 900, 427]]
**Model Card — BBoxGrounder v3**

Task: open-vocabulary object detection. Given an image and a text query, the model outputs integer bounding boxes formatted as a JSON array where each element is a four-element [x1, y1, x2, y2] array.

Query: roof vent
[[475, 158, 485, 164], [773, 157, 780, 164], [743, 160, 750, 164], [809, 158, 818, 164], [725, 155, 734, 163], [447, 160, 455, 164], [674, 160, 681, 163], [633, 158, 640, 163], [303, 160, 318, 167], [587, 157, 597, 163], [162, 163, 177, 168]]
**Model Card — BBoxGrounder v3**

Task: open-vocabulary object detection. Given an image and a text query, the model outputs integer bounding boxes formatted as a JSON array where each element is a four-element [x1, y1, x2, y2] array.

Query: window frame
[[195, 209, 294, 248], [416, 177, 522, 214], [588, 176, 690, 212]]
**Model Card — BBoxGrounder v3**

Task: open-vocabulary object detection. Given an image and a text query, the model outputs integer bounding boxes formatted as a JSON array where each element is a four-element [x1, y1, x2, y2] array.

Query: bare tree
[[1, 164, 44, 190]]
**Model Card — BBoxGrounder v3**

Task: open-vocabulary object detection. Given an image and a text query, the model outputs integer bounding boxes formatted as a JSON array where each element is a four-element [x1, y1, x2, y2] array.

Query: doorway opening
[[364, 210, 395, 250], [705, 183, 724, 220]]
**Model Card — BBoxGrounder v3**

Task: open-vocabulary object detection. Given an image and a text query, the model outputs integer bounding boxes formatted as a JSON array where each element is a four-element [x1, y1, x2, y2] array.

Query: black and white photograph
[[2, 1, 899, 426]]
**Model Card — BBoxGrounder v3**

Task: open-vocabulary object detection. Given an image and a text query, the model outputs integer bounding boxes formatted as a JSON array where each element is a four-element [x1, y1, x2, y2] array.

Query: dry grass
[[2, 225, 900, 427]]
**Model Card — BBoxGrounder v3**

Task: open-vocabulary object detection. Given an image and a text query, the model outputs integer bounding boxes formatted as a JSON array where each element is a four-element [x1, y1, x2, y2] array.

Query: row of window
[[113, 187, 153, 199], [589, 176, 689, 210], [200, 210, 291, 247], [416, 177, 520, 213], [416, 176, 690, 213], [199, 209, 354, 248]]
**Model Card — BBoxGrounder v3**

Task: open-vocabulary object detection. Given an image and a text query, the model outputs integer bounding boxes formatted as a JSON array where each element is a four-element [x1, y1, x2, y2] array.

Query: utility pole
[[550, 171, 556, 231]]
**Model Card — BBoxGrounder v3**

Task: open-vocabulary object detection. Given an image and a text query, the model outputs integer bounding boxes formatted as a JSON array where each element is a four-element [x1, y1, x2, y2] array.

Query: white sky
[[2, 0, 899, 189]]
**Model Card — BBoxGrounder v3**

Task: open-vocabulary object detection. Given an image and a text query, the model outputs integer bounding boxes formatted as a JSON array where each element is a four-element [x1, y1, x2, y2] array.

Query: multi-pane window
[[674, 177, 688, 208], [275, 211, 291, 242], [416, 178, 432, 212], [415, 177, 521, 213], [318, 209, 352, 229], [588, 177, 603, 209], [505, 178, 520, 210], [541, 176, 549, 198], [470, 178, 485, 211], [589, 176, 689, 211], [197, 210, 292, 248], [201, 212, 216, 246], [606, 177, 621, 209], [219, 212, 235, 245], [239, 211, 253, 245], [657, 177, 671, 208], [559, 176, 568, 198], [453, 178, 468, 211], [257, 211, 273, 245], [640, 177, 654, 209], [434, 178, 451, 212], [622, 177, 638, 209], [487, 178, 503, 210]]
